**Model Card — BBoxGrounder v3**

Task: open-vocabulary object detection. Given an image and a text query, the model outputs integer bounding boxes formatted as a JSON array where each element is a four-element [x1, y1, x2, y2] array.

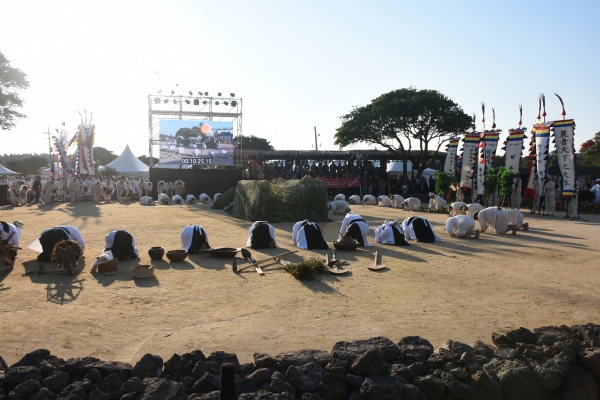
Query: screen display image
[[158, 120, 235, 167]]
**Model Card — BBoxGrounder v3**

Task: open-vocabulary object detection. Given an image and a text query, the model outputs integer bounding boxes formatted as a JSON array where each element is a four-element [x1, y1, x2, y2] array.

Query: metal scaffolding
[[147, 93, 243, 168]]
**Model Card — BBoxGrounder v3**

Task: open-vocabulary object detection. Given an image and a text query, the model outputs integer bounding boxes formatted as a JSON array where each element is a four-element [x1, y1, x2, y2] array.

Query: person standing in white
[[544, 176, 556, 216]]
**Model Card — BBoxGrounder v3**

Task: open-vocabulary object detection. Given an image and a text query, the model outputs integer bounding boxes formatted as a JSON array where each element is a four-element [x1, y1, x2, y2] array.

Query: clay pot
[[148, 246, 165, 260]]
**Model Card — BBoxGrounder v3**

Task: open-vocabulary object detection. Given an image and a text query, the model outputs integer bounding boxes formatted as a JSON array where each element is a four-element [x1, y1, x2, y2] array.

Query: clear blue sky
[[1, 0, 598, 157]]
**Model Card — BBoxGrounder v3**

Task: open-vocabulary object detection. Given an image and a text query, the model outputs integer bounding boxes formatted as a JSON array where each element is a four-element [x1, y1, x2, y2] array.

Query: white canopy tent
[[41, 163, 60, 178], [387, 162, 438, 179], [106, 145, 150, 178], [0, 163, 19, 176]]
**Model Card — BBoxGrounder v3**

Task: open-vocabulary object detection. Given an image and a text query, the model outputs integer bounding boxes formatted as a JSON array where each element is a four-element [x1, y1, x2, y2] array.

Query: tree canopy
[[579, 132, 600, 167], [238, 135, 275, 150], [0, 51, 29, 130], [6, 155, 48, 176], [335, 88, 471, 177], [93, 146, 118, 166]]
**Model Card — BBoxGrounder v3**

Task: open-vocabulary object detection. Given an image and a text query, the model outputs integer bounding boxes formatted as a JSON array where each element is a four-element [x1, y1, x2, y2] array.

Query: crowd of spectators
[[245, 152, 437, 196]]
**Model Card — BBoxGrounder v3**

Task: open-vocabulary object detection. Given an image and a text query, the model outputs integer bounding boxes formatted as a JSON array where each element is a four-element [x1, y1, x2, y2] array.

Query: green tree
[[238, 135, 275, 150], [97, 166, 118, 178], [6, 155, 48, 176], [0, 51, 29, 130], [579, 132, 600, 167], [138, 155, 158, 165], [334, 88, 471, 177], [93, 146, 118, 165]]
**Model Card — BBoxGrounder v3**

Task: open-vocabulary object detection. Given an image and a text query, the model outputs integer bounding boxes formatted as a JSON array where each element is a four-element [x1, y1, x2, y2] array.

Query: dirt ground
[[1, 200, 599, 366]]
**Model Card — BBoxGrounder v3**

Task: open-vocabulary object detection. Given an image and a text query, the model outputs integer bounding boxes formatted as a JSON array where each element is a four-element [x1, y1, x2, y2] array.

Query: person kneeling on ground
[[247, 221, 278, 249], [445, 215, 479, 238], [0, 221, 23, 265], [28, 225, 86, 263], [474, 207, 517, 234], [428, 192, 447, 212], [403, 197, 422, 211], [375, 220, 410, 246], [507, 209, 529, 231], [328, 200, 351, 215], [181, 224, 210, 254], [402, 216, 441, 243], [339, 212, 371, 246], [292, 220, 329, 250], [104, 230, 139, 260]]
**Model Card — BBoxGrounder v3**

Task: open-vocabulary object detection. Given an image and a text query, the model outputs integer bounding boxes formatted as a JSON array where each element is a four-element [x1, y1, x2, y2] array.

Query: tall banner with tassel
[[476, 130, 500, 195], [503, 129, 526, 172], [78, 124, 95, 176], [534, 123, 552, 194], [444, 138, 460, 174], [552, 93, 575, 202], [523, 128, 537, 200], [459, 133, 480, 189]]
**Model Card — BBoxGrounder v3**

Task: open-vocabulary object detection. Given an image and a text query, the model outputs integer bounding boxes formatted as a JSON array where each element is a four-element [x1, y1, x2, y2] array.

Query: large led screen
[[158, 120, 235, 167]]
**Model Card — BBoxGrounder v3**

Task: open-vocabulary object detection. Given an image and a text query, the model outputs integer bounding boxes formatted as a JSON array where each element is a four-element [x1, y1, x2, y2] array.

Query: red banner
[[318, 177, 362, 188]]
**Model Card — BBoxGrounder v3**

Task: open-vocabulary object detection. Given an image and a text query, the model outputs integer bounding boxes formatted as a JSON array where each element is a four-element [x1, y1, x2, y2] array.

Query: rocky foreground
[[1, 324, 600, 400]]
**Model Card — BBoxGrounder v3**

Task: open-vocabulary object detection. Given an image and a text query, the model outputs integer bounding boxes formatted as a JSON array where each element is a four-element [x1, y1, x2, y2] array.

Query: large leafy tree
[[335, 88, 471, 177], [579, 132, 600, 167], [6, 155, 48, 176], [0, 51, 29, 130], [238, 135, 275, 150], [93, 146, 118, 165]]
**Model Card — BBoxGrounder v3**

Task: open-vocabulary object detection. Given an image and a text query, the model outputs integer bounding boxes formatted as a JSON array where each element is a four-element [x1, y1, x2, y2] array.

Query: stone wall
[[1, 323, 599, 399]]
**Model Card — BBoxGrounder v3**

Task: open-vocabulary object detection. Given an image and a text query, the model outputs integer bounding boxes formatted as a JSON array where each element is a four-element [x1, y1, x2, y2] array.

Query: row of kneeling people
[[140, 193, 220, 205], [330, 194, 451, 212], [0, 207, 528, 265]]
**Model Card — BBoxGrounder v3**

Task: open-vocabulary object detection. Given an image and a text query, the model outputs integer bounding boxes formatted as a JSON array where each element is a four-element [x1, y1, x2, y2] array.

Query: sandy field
[[1, 200, 599, 366]]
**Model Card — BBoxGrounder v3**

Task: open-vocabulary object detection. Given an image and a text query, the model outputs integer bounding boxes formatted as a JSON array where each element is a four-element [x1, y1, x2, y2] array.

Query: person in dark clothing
[[32, 176, 42, 203]]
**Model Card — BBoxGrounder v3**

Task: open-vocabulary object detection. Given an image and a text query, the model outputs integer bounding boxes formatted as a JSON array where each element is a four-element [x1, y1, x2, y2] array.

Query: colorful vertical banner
[[552, 119, 576, 201], [476, 131, 500, 195], [503, 129, 526, 173], [459, 133, 480, 188], [534, 123, 552, 195], [444, 138, 460, 174], [523, 128, 536, 200], [78, 124, 95, 176]]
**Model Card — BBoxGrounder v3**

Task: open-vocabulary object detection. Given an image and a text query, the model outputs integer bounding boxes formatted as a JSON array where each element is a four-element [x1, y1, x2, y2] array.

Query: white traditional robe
[[199, 193, 211, 203], [544, 180, 556, 215], [292, 220, 328, 250], [402, 217, 441, 242], [339, 213, 371, 246], [186, 195, 197, 204], [478, 207, 509, 234], [507, 209, 525, 229], [180, 225, 210, 252], [445, 215, 476, 238], [374, 220, 408, 245], [334, 194, 346, 201], [362, 195, 377, 205], [403, 197, 422, 211], [104, 230, 139, 256], [214, 193, 222, 202], [466, 203, 485, 216], [448, 202, 467, 216], [329, 200, 350, 215], [348, 195, 361, 205], [172, 195, 184, 204], [246, 221, 278, 248], [27, 225, 86, 253], [140, 196, 154, 205], [390, 195, 405, 208], [511, 178, 522, 209], [378, 195, 392, 207], [428, 194, 447, 211], [158, 193, 171, 205], [0, 222, 22, 247], [42, 180, 55, 204]]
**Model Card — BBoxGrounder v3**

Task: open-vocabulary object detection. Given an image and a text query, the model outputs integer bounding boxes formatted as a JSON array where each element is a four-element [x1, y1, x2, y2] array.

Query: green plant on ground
[[284, 257, 326, 280]]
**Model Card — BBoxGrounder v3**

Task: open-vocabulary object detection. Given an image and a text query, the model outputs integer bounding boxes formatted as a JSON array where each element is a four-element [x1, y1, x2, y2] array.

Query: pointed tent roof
[[106, 145, 149, 176], [0, 163, 19, 176]]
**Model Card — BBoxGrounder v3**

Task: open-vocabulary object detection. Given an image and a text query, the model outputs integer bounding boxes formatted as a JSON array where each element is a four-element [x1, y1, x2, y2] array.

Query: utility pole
[[314, 126, 319, 151], [43, 125, 53, 163]]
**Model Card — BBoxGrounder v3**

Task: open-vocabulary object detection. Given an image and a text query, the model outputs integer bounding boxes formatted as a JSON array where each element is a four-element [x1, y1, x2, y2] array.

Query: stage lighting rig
[[189, 91, 193, 96], [224, 101, 229, 106], [215, 101, 220, 105], [218, 92, 222, 96], [230, 93, 235, 97], [231, 100, 237, 107], [185, 99, 190, 104], [194, 99, 200, 105]]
